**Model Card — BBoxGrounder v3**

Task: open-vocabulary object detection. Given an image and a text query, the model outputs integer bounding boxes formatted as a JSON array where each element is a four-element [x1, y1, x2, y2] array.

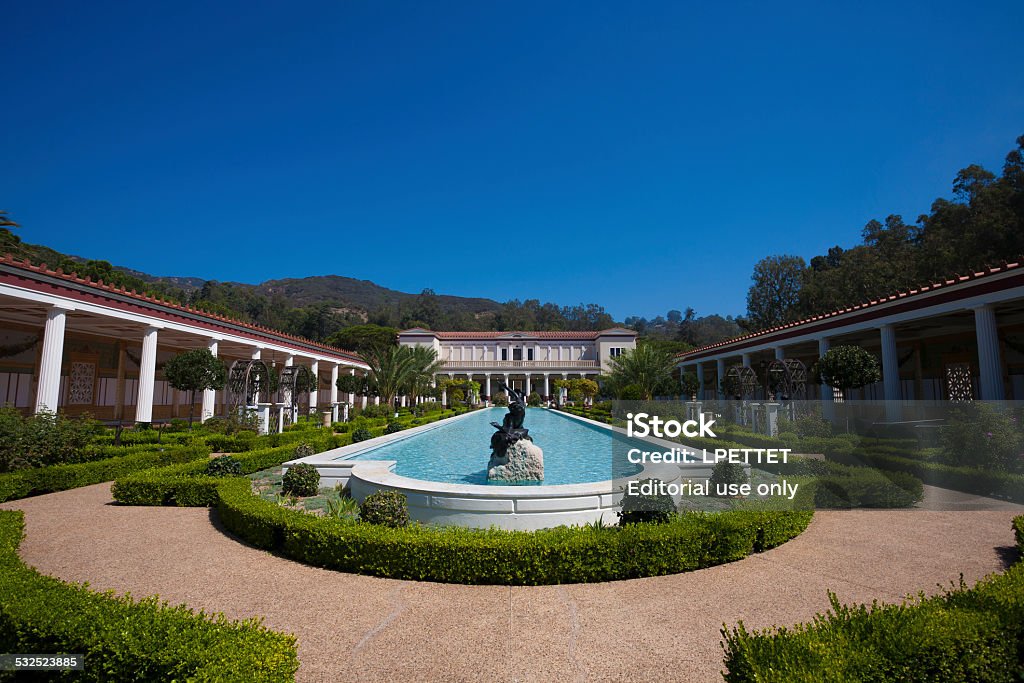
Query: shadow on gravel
[[995, 545, 1021, 570]]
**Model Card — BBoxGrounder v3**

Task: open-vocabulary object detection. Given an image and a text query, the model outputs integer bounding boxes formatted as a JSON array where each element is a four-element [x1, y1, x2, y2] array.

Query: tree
[[325, 325, 399, 355], [361, 344, 416, 406], [163, 349, 227, 426], [744, 255, 806, 331], [816, 346, 882, 399], [603, 344, 677, 400], [405, 345, 442, 404], [679, 372, 700, 400]]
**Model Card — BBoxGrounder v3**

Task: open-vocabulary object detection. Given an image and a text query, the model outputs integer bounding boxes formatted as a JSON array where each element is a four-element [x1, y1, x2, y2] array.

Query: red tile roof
[[0, 254, 366, 364], [678, 260, 1024, 359], [400, 328, 636, 340]]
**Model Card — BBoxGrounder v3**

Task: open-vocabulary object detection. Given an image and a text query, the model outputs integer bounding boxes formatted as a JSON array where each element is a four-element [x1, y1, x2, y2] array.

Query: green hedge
[[722, 515, 1024, 682], [0, 444, 211, 504], [0, 510, 298, 681], [215, 478, 812, 585], [829, 450, 1024, 504], [112, 435, 347, 507]]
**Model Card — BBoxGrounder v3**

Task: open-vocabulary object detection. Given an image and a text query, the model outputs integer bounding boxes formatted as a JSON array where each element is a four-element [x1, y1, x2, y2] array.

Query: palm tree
[[362, 344, 416, 406], [405, 345, 443, 405], [605, 344, 677, 400]]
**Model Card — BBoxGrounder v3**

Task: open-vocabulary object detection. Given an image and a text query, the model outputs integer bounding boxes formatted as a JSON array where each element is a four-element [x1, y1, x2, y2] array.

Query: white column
[[348, 367, 356, 407], [544, 374, 550, 399], [975, 305, 1005, 400], [201, 339, 219, 421], [35, 306, 68, 414], [741, 353, 752, 367], [309, 360, 319, 411], [774, 347, 785, 361], [525, 375, 531, 396], [135, 326, 159, 424], [818, 338, 832, 402], [360, 371, 367, 410], [880, 324, 900, 402], [696, 361, 705, 399], [330, 363, 339, 422], [716, 358, 726, 397], [485, 374, 491, 399], [253, 347, 263, 360]]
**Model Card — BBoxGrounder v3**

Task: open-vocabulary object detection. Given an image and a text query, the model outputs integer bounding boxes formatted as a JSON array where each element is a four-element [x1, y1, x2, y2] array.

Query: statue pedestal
[[488, 438, 544, 482]]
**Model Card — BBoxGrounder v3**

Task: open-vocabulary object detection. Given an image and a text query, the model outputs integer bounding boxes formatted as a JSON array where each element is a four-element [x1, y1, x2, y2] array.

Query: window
[[527, 348, 534, 361], [501, 348, 508, 361], [609, 347, 624, 357]]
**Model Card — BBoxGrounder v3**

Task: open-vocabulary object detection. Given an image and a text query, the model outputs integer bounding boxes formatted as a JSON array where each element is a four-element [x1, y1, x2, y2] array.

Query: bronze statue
[[490, 382, 531, 455]]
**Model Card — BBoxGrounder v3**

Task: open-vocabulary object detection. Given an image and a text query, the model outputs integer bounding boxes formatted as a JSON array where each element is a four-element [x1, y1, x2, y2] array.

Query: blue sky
[[3, 1, 1022, 321]]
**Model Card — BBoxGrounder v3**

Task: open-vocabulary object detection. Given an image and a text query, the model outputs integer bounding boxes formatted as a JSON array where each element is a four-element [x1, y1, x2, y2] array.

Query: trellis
[[766, 358, 808, 401], [227, 359, 272, 410], [724, 365, 759, 400], [278, 364, 318, 422]]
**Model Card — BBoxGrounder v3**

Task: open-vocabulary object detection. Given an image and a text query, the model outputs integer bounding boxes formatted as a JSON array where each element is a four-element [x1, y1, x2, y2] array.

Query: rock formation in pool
[[488, 383, 544, 482]]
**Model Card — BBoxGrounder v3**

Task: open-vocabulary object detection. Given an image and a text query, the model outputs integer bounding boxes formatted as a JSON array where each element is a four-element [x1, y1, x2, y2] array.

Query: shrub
[[384, 422, 404, 434], [0, 407, 99, 472], [293, 442, 315, 458], [492, 392, 509, 407], [351, 428, 373, 443], [0, 444, 211, 504], [617, 480, 677, 524], [617, 384, 645, 401], [709, 462, 749, 496], [204, 455, 242, 477], [360, 404, 392, 419], [0, 510, 298, 680], [722, 515, 1024, 683], [359, 490, 409, 527], [939, 403, 1024, 472], [282, 463, 320, 497], [200, 410, 259, 435], [526, 391, 542, 406]]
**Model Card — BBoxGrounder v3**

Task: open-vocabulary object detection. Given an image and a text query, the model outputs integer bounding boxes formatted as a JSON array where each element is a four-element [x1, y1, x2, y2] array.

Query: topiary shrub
[[492, 392, 509, 407], [384, 422, 403, 435], [527, 392, 542, 407], [709, 462, 749, 496], [204, 455, 241, 478], [618, 384, 646, 401], [359, 490, 409, 527], [617, 480, 677, 524], [293, 442, 315, 458], [282, 463, 320, 497], [351, 428, 373, 443]]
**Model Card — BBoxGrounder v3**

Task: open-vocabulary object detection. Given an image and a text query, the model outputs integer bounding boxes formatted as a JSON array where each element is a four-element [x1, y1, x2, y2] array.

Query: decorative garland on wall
[[0, 335, 39, 359]]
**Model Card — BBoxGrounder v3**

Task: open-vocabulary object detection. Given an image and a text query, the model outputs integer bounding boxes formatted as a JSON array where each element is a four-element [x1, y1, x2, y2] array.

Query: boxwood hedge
[[722, 515, 1024, 682], [214, 478, 812, 585], [111, 435, 345, 507], [0, 443, 211, 504], [0, 510, 298, 681]]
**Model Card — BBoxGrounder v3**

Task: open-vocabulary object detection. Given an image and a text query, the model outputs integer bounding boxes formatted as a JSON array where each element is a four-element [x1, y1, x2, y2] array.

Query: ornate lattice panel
[[68, 362, 95, 404], [945, 363, 973, 403]]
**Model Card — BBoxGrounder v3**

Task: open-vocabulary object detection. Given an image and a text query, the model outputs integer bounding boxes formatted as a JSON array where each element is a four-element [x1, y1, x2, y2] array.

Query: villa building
[[677, 262, 1024, 403], [0, 257, 369, 425], [397, 327, 637, 400]]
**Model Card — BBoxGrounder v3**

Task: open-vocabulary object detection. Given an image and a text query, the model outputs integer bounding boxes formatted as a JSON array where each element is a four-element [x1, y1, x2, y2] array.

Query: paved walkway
[[3, 484, 1021, 682]]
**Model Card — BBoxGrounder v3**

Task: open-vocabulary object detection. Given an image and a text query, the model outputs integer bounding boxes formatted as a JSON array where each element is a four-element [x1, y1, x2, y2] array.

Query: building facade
[[677, 262, 1024, 404], [397, 327, 637, 400], [0, 256, 370, 425]]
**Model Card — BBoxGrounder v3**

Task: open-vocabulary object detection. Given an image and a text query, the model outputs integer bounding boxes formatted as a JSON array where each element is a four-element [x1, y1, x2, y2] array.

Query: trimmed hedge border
[[112, 434, 348, 507], [0, 510, 298, 681], [722, 514, 1024, 682], [0, 444, 211, 504], [214, 478, 813, 585]]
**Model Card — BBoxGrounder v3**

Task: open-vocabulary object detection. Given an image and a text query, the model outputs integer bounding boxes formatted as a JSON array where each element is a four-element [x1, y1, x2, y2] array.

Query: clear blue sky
[[3, 1, 1022, 321]]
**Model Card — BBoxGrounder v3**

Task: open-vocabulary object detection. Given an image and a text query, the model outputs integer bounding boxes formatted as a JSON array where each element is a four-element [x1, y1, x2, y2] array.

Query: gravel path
[[3, 484, 1021, 682]]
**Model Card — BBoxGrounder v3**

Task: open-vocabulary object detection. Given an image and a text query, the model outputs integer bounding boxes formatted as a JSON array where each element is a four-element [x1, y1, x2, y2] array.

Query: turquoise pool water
[[345, 407, 646, 486]]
